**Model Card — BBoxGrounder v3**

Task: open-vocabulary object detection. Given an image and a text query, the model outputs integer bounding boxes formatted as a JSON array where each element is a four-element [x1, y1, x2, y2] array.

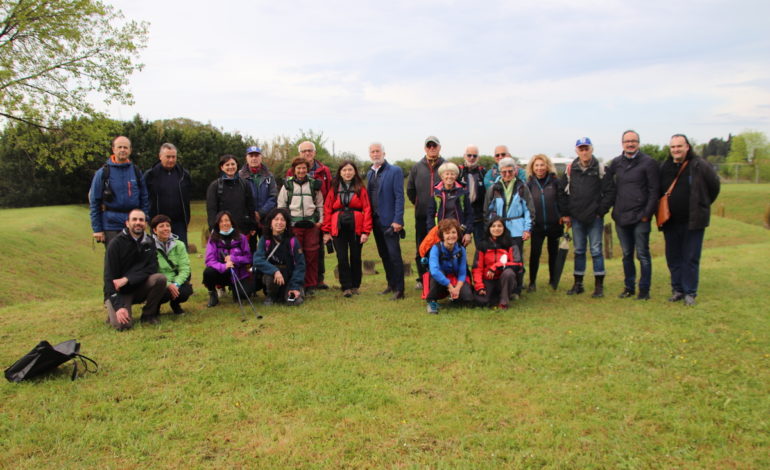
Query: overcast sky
[[106, 0, 770, 162]]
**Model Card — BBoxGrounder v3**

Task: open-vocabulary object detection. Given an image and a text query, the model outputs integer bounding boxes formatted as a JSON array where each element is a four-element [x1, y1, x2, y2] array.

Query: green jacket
[[153, 235, 191, 285]]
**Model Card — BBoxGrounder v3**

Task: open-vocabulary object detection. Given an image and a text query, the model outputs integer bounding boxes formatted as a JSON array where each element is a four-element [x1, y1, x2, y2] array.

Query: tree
[[0, 0, 148, 130]]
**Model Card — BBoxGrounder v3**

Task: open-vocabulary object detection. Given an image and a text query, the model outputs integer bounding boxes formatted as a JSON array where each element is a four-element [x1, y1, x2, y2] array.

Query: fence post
[[717, 203, 725, 217], [764, 204, 770, 229]]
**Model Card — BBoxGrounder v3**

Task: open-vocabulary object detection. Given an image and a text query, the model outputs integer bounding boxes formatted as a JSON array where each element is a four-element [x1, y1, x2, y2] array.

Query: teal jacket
[[153, 234, 191, 285]]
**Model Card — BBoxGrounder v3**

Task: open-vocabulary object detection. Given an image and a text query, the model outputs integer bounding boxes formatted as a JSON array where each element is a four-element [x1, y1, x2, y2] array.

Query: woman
[[203, 211, 252, 307], [426, 161, 474, 247], [472, 217, 522, 309], [277, 157, 324, 292], [526, 154, 567, 292], [206, 154, 256, 233], [659, 133, 720, 307], [426, 218, 474, 314], [253, 208, 306, 306], [150, 214, 193, 314], [483, 156, 534, 297], [322, 161, 373, 297]]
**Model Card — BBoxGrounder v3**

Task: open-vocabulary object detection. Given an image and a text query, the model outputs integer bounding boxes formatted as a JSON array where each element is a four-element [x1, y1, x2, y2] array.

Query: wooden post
[[764, 204, 770, 229], [363, 260, 378, 275], [403, 261, 413, 276], [603, 223, 613, 259], [717, 203, 725, 218]]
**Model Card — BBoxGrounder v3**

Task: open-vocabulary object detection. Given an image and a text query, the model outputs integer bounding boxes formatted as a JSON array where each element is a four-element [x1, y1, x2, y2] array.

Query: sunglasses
[[425, 142, 439, 148], [495, 153, 507, 157], [500, 169, 515, 174], [466, 154, 478, 158]]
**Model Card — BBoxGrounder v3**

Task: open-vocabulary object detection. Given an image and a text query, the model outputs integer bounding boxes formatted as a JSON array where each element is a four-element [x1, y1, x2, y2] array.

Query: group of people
[[89, 130, 720, 329]]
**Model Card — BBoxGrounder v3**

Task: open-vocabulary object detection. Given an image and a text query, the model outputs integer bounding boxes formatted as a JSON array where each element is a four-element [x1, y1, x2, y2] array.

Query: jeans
[[372, 216, 405, 293], [571, 217, 606, 276], [663, 223, 705, 296], [616, 220, 652, 292]]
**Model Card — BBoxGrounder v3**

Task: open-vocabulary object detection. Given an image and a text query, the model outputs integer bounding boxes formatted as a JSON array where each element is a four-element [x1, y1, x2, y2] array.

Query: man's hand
[[112, 277, 128, 291], [274, 271, 285, 286], [462, 234, 472, 246], [560, 216, 571, 228], [391, 223, 403, 232], [93, 232, 105, 243], [167, 283, 180, 300], [116, 307, 130, 325], [323, 233, 332, 244], [522, 230, 531, 241], [360, 233, 369, 244]]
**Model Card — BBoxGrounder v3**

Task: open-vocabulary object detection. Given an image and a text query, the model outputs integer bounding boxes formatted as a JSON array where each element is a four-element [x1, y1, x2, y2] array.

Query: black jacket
[[608, 151, 660, 226], [407, 156, 445, 217], [659, 155, 720, 230], [103, 229, 160, 309], [527, 173, 567, 231], [459, 164, 486, 221], [206, 176, 256, 232], [561, 156, 616, 225], [144, 162, 192, 225]]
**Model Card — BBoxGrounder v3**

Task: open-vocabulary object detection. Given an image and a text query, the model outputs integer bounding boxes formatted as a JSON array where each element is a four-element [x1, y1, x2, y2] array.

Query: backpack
[[100, 163, 143, 204], [284, 176, 322, 201], [564, 160, 605, 195]]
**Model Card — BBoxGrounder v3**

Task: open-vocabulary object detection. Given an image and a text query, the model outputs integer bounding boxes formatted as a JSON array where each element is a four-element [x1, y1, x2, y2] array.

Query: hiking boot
[[351, 288, 360, 295], [668, 291, 684, 302], [566, 275, 585, 295], [316, 282, 329, 290], [263, 297, 274, 306], [207, 290, 219, 307], [527, 283, 537, 293], [141, 314, 160, 325], [426, 301, 439, 314], [343, 289, 353, 298], [497, 303, 509, 310], [684, 294, 697, 306], [390, 291, 405, 301], [636, 291, 650, 300], [415, 280, 423, 290], [592, 275, 605, 298], [379, 287, 393, 295], [170, 302, 185, 315], [618, 288, 635, 299]]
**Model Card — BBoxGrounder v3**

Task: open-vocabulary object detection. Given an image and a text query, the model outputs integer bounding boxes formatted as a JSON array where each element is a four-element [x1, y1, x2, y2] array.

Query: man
[[561, 137, 616, 298], [407, 136, 445, 289], [483, 145, 526, 190], [458, 145, 486, 244], [366, 142, 405, 300], [90, 136, 149, 247], [143, 143, 192, 246], [659, 134, 720, 306], [239, 145, 277, 250], [103, 208, 167, 330], [608, 130, 660, 300], [286, 141, 332, 289]]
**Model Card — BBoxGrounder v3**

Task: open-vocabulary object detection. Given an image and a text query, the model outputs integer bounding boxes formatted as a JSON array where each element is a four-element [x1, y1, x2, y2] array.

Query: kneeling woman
[[426, 218, 474, 314], [151, 215, 193, 314], [253, 208, 306, 306], [203, 211, 252, 307], [472, 217, 522, 309]]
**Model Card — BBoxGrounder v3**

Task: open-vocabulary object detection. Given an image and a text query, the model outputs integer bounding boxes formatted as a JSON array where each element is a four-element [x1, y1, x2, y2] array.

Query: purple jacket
[[204, 233, 252, 280]]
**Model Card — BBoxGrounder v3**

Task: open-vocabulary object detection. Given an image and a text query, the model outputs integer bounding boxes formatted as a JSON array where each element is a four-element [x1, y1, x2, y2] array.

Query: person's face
[[126, 210, 146, 236], [464, 147, 479, 166], [271, 213, 287, 234], [622, 132, 640, 155], [500, 166, 515, 183], [576, 145, 592, 162], [221, 158, 238, 177], [494, 146, 508, 163], [425, 141, 441, 160], [299, 142, 316, 163], [246, 152, 262, 169], [669, 136, 689, 162], [153, 221, 172, 241], [441, 170, 457, 187], [218, 214, 232, 232], [533, 159, 547, 179], [159, 148, 177, 170], [489, 220, 504, 238], [442, 228, 458, 246], [340, 164, 356, 182], [112, 137, 132, 163], [294, 163, 309, 179], [369, 144, 385, 165]]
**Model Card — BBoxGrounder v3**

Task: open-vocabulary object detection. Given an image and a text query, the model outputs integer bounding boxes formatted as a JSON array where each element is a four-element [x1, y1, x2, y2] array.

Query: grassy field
[[0, 184, 768, 468]]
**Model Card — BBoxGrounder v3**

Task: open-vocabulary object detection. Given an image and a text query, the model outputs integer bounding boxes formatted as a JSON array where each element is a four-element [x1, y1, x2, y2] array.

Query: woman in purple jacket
[[203, 211, 253, 307]]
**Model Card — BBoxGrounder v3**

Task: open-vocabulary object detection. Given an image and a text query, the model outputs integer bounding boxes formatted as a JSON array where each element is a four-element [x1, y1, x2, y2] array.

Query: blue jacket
[[366, 160, 405, 228], [428, 242, 467, 286], [239, 164, 277, 220], [89, 158, 149, 233], [484, 179, 533, 237], [252, 235, 306, 291]]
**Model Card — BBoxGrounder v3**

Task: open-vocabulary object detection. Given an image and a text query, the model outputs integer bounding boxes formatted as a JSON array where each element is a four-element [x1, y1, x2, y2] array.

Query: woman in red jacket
[[472, 216, 523, 309], [322, 161, 373, 297]]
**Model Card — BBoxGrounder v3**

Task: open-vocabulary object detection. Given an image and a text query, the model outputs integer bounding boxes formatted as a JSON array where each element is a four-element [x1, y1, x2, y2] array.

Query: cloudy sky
[[107, 0, 770, 162]]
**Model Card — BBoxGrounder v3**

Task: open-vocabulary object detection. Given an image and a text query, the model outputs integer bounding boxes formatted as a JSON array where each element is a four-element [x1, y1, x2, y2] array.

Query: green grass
[[713, 183, 770, 227], [0, 185, 769, 469]]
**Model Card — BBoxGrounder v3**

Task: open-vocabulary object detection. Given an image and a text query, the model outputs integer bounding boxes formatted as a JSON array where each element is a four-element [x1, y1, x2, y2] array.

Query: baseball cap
[[424, 136, 440, 146], [246, 146, 262, 154], [575, 137, 592, 147]]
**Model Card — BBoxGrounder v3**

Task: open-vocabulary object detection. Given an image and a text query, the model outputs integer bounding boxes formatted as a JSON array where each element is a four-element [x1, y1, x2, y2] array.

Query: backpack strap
[[157, 248, 179, 276], [70, 353, 99, 381]]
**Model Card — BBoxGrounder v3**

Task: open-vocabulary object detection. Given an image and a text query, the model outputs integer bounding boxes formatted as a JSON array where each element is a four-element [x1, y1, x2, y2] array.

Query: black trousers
[[414, 214, 429, 280], [333, 230, 363, 290], [202, 267, 253, 297], [529, 225, 563, 285], [426, 277, 474, 302], [159, 281, 193, 308], [372, 217, 405, 293]]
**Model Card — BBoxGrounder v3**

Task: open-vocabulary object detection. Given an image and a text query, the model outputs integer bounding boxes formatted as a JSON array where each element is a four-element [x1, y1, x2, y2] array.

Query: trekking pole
[[230, 269, 263, 320]]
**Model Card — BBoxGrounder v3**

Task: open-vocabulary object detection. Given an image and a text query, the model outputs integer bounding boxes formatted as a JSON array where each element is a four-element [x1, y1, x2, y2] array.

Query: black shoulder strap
[[157, 248, 179, 275], [70, 353, 99, 381]]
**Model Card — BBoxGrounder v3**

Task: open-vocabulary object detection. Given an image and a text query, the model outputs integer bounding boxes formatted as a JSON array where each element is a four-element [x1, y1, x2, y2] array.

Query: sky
[[105, 0, 770, 162]]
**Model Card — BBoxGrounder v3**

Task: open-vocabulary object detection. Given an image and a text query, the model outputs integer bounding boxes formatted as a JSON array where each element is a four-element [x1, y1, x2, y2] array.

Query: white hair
[[298, 141, 316, 152], [369, 142, 385, 152]]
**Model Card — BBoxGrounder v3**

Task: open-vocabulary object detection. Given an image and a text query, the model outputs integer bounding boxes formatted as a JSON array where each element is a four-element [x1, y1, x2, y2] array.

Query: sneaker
[[263, 298, 274, 306], [390, 291, 405, 301], [426, 301, 439, 314], [683, 294, 697, 306], [316, 283, 330, 290], [379, 287, 393, 295], [618, 288, 635, 299], [305, 288, 316, 296], [170, 302, 185, 315], [668, 291, 684, 302], [527, 283, 537, 293], [497, 303, 509, 310], [636, 291, 650, 300], [216, 287, 227, 298], [343, 289, 353, 298], [351, 288, 360, 295], [415, 280, 424, 290]]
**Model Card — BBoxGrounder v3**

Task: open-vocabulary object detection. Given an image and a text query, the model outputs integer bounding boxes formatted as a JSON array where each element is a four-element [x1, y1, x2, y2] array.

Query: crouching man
[[104, 208, 167, 330]]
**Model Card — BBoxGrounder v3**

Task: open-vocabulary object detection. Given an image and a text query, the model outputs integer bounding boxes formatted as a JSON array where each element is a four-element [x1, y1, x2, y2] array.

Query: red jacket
[[472, 240, 522, 291], [321, 185, 373, 236], [286, 160, 332, 198]]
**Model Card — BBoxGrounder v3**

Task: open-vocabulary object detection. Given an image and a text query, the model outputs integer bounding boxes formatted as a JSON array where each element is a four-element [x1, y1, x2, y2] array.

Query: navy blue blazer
[[367, 160, 405, 228]]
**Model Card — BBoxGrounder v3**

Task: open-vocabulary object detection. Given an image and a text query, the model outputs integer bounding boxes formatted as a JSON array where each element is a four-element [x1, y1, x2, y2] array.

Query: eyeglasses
[[495, 153, 507, 157], [500, 169, 514, 174], [425, 143, 438, 149], [300, 149, 314, 153], [465, 154, 478, 158], [622, 140, 639, 144]]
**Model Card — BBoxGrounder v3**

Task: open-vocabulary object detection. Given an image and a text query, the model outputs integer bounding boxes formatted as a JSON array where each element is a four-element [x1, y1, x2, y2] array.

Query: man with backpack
[[89, 136, 149, 247], [561, 137, 616, 298], [458, 145, 486, 244]]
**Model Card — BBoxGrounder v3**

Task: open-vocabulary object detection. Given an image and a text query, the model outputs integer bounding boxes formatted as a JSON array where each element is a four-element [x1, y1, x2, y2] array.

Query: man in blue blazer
[[366, 142, 405, 300]]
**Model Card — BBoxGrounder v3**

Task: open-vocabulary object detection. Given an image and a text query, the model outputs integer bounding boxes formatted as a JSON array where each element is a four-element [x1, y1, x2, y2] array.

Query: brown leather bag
[[656, 160, 689, 228]]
